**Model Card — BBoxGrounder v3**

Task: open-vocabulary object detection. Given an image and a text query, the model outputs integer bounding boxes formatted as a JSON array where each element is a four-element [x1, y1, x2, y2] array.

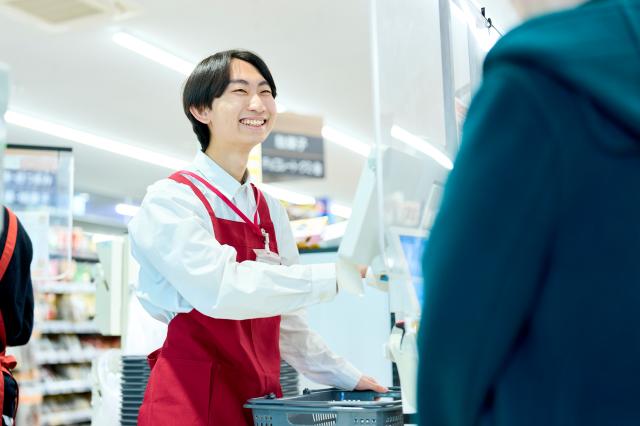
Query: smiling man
[[128, 50, 386, 426]]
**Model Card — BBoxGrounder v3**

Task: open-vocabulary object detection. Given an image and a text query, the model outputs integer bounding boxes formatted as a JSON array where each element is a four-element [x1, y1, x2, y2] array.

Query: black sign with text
[[261, 132, 325, 179]]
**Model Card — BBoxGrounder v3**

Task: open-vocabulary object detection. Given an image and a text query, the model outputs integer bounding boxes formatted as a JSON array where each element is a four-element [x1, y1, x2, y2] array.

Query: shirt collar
[[191, 151, 253, 200]]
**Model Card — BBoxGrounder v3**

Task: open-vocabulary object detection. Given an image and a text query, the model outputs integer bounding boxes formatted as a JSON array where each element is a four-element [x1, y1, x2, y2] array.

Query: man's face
[[510, 0, 586, 19], [209, 59, 277, 150]]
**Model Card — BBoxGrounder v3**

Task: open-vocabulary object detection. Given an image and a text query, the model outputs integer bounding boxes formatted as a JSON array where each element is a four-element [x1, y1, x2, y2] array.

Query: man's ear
[[190, 105, 212, 125]]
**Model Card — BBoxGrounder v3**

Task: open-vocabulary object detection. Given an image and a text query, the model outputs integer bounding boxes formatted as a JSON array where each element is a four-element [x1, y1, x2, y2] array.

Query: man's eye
[[233, 89, 247, 94], [261, 90, 272, 95]]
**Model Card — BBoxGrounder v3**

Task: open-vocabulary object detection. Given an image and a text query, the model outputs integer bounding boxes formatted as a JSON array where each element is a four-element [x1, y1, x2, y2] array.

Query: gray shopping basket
[[245, 387, 404, 426]]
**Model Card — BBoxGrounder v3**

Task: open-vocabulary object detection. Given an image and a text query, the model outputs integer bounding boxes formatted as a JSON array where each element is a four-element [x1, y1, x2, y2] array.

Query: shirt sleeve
[[418, 64, 559, 426], [272, 203, 361, 390], [280, 310, 362, 390], [128, 179, 337, 321]]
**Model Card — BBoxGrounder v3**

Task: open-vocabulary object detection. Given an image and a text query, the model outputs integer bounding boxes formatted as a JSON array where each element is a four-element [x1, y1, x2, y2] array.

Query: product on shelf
[[25, 225, 123, 425], [41, 394, 92, 426]]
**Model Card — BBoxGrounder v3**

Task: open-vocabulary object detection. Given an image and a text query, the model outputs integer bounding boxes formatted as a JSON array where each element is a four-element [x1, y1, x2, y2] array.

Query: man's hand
[[336, 258, 365, 296], [354, 375, 389, 393], [357, 265, 368, 278]]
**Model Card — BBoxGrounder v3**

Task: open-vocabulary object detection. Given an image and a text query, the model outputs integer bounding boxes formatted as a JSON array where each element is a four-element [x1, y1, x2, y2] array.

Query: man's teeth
[[241, 119, 265, 127]]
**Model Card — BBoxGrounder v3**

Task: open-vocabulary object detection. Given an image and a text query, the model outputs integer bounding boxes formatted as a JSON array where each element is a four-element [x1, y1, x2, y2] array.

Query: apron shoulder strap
[[0, 207, 18, 283], [168, 172, 222, 236], [251, 184, 274, 227]]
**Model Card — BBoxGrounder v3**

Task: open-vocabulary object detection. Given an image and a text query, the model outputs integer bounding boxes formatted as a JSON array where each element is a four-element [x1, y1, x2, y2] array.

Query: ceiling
[[0, 0, 520, 207]]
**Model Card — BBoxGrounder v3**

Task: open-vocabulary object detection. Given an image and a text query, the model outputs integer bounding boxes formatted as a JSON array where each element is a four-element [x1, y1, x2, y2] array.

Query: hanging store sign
[[261, 131, 325, 179]]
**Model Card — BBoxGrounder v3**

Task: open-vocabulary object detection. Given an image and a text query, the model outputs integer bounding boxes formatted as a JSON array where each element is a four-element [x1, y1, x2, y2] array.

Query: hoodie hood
[[485, 0, 640, 151]]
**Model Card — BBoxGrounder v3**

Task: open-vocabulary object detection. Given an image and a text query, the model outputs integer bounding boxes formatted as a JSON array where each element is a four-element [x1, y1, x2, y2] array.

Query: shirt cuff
[[333, 361, 362, 390], [310, 263, 337, 303]]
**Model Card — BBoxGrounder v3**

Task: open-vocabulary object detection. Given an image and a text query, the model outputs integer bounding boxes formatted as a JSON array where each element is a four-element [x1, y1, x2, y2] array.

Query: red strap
[[1, 208, 20, 421], [168, 173, 222, 236], [173, 170, 264, 237], [0, 208, 18, 283], [0, 352, 19, 424], [1, 344, 18, 421]]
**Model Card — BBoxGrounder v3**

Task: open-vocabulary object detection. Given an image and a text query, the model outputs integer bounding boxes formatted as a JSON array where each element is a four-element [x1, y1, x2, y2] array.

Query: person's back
[[0, 207, 34, 426], [418, 1, 640, 425]]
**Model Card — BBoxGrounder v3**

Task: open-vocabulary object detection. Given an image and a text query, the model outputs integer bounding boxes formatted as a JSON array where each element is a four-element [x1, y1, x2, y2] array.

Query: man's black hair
[[182, 50, 277, 151]]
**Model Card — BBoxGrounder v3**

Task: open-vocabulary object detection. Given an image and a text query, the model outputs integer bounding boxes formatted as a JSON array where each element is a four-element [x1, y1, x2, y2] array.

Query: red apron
[[1, 208, 19, 424], [138, 171, 282, 426]]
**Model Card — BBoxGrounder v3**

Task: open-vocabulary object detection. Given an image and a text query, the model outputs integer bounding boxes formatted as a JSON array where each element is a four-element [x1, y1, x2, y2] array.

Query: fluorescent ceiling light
[[12, 33, 365, 206], [115, 203, 140, 217], [112, 32, 373, 161], [260, 184, 316, 205], [5, 110, 320, 205], [112, 33, 291, 117], [112, 34, 294, 114], [390, 125, 454, 170], [5, 110, 189, 170], [112, 32, 194, 75], [321, 126, 371, 157], [72, 193, 90, 216], [88, 232, 118, 243], [330, 202, 352, 218]]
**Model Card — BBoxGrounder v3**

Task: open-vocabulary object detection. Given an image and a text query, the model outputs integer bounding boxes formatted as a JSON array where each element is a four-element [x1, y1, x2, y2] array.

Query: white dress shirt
[[128, 151, 361, 390]]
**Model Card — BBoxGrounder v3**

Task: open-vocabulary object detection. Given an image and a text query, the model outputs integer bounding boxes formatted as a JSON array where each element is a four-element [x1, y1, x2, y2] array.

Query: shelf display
[[3, 144, 122, 425], [3, 145, 74, 281], [7, 230, 118, 425], [28, 230, 120, 426]]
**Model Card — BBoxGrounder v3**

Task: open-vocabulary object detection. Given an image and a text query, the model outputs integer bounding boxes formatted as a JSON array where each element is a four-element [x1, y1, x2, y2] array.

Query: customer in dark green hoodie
[[418, 1, 640, 425]]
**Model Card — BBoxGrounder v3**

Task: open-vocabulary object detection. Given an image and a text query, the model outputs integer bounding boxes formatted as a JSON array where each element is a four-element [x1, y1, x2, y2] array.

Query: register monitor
[[338, 145, 449, 416], [338, 145, 448, 316]]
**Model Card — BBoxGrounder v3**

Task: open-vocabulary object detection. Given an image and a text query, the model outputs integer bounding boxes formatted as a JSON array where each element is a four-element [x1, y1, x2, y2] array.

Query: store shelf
[[50, 252, 100, 263], [41, 408, 92, 425], [299, 246, 339, 254], [38, 321, 100, 334], [72, 254, 100, 263], [35, 349, 104, 365], [35, 282, 96, 294], [74, 213, 128, 231], [41, 379, 92, 396]]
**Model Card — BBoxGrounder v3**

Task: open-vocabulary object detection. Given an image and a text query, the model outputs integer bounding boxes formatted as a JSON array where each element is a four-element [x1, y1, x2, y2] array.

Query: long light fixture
[[5, 33, 365, 207], [390, 125, 454, 170], [5, 110, 189, 170], [115, 203, 140, 217], [113, 32, 371, 159], [260, 184, 316, 205], [114, 32, 289, 115], [321, 126, 371, 157], [329, 202, 352, 218], [5, 110, 320, 205], [112, 32, 194, 75]]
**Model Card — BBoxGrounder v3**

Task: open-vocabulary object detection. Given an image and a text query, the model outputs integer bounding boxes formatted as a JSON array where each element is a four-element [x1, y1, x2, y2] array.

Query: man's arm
[[128, 180, 337, 320], [280, 310, 362, 390]]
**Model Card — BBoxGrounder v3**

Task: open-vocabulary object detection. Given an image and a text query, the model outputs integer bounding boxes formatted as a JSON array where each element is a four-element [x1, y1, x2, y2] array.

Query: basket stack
[[120, 355, 151, 425]]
